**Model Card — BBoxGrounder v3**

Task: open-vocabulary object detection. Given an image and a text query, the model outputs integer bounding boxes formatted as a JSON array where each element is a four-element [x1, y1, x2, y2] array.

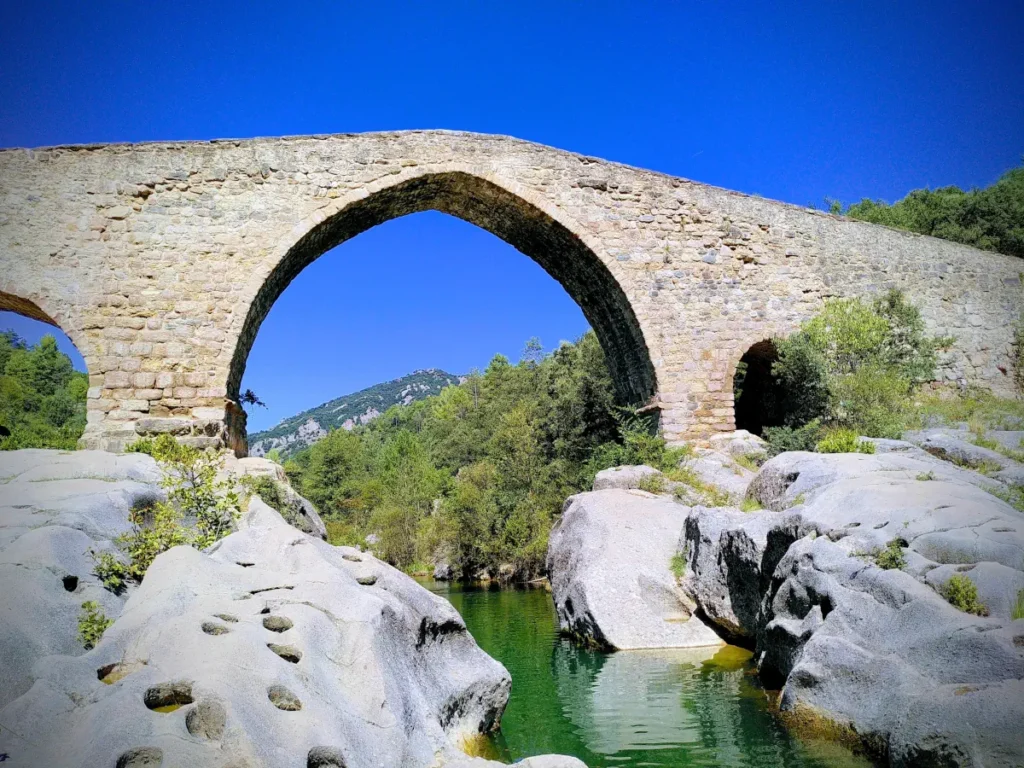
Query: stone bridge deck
[[0, 131, 1019, 453]]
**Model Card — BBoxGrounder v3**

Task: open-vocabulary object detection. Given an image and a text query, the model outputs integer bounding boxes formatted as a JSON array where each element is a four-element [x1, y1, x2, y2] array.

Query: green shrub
[[767, 291, 943, 440], [941, 574, 988, 616], [1012, 589, 1024, 621], [842, 163, 1024, 258], [815, 428, 876, 454], [916, 470, 936, 481], [93, 435, 240, 590], [734, 453, 763, 472], [764, 420, 823, 456], [873, 539, 907, 570], [77, 601, 112, 649], [771, 335, 831, 427], [637, 474, 666, 494], [829, 364, 909, 439]]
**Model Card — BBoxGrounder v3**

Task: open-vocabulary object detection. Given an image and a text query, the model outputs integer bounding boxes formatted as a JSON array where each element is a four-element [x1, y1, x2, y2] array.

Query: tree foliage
[[843, 162, 1024, 258], [0, 331, 87, 450], [764, 291, 945, 449], [287, 332, 671, 580]]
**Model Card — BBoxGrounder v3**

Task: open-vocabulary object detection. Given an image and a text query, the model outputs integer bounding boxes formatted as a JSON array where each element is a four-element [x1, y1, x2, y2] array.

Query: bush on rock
[[94, 435, 240, 591]]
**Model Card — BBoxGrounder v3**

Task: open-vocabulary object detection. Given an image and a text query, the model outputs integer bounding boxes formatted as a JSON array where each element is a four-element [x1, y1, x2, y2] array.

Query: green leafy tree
[[843, 162, 1024, 258], [767, 291, 944, 441], [0, 332, 87, 450], [289, 331, 645, 580]]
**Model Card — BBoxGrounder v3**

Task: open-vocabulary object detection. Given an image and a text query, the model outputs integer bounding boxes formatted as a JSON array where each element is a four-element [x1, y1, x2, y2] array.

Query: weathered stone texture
[[0, 130, 1019, 453]]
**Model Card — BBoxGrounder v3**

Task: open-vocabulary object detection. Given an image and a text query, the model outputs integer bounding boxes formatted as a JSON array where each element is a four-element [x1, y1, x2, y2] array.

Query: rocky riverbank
[[546, 432, 1024, 767], [0, 449, 583, 768]]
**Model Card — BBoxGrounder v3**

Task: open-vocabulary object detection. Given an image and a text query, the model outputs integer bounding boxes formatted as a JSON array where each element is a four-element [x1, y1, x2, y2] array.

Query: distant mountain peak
[[247, 369, 460, 458]]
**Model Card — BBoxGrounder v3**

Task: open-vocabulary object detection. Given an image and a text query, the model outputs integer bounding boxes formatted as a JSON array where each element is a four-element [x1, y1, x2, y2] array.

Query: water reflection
[[424, 580, 874, 768]]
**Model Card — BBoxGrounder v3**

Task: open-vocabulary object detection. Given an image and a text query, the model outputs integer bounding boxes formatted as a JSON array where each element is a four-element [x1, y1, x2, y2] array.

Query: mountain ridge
[[247, 368, 461, 458]]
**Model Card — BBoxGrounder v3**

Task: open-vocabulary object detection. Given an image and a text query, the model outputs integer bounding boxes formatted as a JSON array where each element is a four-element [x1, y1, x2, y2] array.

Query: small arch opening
[[733, 340, 782, 436], [0, 300, 89, 450]]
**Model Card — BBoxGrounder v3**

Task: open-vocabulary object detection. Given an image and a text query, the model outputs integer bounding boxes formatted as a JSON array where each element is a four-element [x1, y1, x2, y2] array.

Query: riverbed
[[424, 579, 874, 768]]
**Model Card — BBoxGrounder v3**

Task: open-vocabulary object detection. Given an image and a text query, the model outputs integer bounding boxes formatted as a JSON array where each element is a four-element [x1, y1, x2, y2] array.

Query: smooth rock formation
[[221, 454, 328, 539], [0, 449, 162, 708], [0, 450, 582, 768], [681, 449, 1024, 766], [904, 428, 1024, 485], [707, 429, 768, 460], [684, 449, 755, 502], [592, 464, 662, 491], [547, 490, 723, 650]]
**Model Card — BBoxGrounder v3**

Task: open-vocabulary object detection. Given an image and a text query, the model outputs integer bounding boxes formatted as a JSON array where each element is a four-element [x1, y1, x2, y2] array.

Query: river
[[423, 579, 875, 768]]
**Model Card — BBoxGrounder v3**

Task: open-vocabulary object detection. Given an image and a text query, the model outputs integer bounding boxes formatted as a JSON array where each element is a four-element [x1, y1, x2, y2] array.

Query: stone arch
[[732, 339, 781, 436], [0, 291, 92, 365], [225, 170, 658, 437], [0, 290, 94, 445]]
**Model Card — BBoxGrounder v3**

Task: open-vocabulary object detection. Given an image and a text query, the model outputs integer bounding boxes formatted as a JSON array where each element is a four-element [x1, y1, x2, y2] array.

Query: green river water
[[424, 580, 875, 768]]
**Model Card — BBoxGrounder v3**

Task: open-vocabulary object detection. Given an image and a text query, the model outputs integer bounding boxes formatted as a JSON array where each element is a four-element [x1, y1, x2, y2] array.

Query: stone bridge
[[0, 131, 1020, 454]]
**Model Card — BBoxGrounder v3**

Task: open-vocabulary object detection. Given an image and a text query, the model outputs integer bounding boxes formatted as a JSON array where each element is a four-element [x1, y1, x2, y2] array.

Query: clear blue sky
[[1, 1, 1021, 431]]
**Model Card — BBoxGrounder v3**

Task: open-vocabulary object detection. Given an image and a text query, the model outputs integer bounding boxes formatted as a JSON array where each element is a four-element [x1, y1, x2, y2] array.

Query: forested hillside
[[283, 334, 677, 580], [0, 332, 87, 450], [248, 369, 461, 458], [841, 161, 1024, 258]]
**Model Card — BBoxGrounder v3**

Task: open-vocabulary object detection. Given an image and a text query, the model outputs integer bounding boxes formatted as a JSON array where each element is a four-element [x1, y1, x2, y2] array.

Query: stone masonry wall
[[0, 131, 1020, 453]]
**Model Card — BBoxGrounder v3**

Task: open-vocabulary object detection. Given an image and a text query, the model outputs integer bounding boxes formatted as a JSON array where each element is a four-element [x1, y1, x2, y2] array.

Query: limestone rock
[[546, 489, 724, 650], [221, 454, 327, 540], [0, 498, 513, 767], [684, 449, 755, 502], [0, 450, 162, 708], [904, 428, 1024, 485], [592, 464, 662, 491], [0, 450, 584, 768], [680, 449, 1024, 765], [707, 429, 768, 460], [679, 506, 785, 640]]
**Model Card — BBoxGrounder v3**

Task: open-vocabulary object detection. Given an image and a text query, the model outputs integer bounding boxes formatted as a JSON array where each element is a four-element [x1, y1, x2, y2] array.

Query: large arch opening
[[227, 172, 656, 420], [0, 295, 89, 450]]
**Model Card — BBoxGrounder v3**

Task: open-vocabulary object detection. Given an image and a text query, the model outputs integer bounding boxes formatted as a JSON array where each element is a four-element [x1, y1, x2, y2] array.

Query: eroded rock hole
[[308, 746, 348, 767], [214, 613, 239, 623], [262, 615, 293, 632], [267, 684, 302, 711], [98, 661, 145, 684], [268, 643, 302, 663], [185, 699, 227, 740], [202, 621, 230, 635], [342, 554, 362, 562], [356, 575, 377, 586], [116, 747, 163, 768], [144, 681, 194, 713], [62, 575, 78, 592], [733, 340, 782, 436]]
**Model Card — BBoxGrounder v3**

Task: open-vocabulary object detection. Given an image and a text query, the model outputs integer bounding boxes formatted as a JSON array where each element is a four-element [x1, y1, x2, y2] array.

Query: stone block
[[134, 417, 193, 435], [103, 371, 131, 388]]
